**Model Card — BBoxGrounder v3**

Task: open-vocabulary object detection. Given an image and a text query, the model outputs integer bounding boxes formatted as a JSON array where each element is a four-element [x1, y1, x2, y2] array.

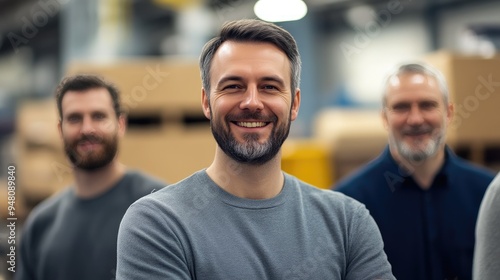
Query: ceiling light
[[254, 0, 307, 22]]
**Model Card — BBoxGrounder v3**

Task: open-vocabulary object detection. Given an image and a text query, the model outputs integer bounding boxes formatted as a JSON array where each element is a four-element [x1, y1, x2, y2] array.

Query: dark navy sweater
[[335, 146, 495, 280]]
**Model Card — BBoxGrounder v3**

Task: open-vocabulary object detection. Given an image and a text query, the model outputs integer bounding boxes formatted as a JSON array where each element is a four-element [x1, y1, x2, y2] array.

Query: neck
[[72, 160, 126, 199], [206, 147, 284, 199], [390, 146, 446, 190]]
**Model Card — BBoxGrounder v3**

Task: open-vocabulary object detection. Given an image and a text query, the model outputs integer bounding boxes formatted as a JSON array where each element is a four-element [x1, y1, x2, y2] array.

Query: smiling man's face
[[202, 41, 300, 165], [383, 72, 452, 162]]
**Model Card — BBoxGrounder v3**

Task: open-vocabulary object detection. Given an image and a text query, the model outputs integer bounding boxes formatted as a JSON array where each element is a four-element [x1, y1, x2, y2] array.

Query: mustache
[[226, 111, 277, 122], [402, 126, 433, 135], [77, 134, 103, 144]]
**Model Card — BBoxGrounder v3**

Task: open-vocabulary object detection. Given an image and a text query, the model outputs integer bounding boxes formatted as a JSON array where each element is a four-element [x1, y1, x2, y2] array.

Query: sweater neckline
[[199, 170, 291, 209]]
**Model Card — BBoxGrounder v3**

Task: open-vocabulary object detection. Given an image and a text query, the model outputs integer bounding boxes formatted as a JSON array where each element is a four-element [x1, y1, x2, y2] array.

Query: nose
[[80, 116, 96, 134], [407, 105, 424, 126], [240, 86, 264, 111]]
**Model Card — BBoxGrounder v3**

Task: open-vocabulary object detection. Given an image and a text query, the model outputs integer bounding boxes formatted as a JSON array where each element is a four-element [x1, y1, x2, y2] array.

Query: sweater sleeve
[[345, 203, 395, 280], [473, 174, 500, 280], [15, 219, 36, 280], [116, 198, 192, 280]]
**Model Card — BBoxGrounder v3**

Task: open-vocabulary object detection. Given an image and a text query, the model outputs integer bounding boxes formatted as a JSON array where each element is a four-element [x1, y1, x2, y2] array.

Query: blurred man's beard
[[64, 133, 118, 170], [391, 125, 445, 163], [210, 109, 291, 165]]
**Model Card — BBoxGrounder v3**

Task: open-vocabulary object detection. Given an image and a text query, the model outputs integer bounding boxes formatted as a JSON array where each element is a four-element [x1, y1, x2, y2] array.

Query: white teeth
[[237, 122, 266, 128]]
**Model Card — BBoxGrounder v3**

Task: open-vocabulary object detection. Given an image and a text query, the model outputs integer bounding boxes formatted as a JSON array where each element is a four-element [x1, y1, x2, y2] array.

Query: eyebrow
[[260, 75, 286, 88], [64, 112, 82, 119], [216, 75, 244, 87], [216, 75, 286, 88], [64, 109, 109, 118]]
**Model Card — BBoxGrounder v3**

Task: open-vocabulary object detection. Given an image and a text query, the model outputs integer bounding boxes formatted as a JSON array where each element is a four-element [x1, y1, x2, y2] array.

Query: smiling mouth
[[405, 132, 428, 137], [235, 121, 269, 128]]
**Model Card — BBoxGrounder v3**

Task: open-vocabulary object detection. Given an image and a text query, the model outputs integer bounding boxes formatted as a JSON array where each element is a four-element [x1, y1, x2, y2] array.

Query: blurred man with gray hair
[[335, 62, 495, 280]]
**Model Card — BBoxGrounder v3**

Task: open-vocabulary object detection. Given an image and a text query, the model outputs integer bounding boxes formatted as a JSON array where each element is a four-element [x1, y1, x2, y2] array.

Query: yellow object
[[281, 139, 334, 189], [153, 0, 200, 10]]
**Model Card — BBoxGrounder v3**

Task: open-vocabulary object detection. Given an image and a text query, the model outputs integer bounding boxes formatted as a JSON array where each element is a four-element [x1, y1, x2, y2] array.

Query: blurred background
[[1, 0, 500, 277]]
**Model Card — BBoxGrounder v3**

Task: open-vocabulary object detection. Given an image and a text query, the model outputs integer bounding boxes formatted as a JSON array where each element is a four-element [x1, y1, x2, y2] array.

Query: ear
[[446, 102, 454, 126], [201, 88, 211, 120], [290, 89, 301, 121], [58, 120, 63, 138], [118, 114, 127, 137], [381, 108, 389, 131]]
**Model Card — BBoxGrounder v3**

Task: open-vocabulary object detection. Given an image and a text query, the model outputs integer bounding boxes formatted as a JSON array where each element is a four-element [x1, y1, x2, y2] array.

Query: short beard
[[64, 133, 118, 171], [210, 109, 291, 165], [391, 129, 444, 164]]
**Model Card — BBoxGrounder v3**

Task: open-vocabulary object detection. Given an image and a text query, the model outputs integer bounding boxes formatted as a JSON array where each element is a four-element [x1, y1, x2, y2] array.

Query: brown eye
[[420, 102, 437, 110], [222, 84, 243, 92], [67, 115, 81, 122], [392, 104, 410, 112]]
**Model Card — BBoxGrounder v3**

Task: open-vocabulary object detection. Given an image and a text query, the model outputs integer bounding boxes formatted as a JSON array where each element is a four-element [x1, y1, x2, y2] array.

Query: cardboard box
[[16, 100, 61, 150], [120, 125, 215, 184], [16, 149, 73, 204], [313, 109, 388, 183], [66, 59, 203, 116]]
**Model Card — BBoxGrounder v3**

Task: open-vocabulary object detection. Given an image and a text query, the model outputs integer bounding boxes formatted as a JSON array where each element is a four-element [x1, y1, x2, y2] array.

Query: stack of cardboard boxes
[[15, 100, 72, 210]]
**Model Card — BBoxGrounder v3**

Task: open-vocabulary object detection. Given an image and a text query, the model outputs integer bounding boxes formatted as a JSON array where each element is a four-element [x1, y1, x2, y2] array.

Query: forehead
[[210, 41, 290, 83], [61, 87, 114, 114], [385, 73, 443, 103]]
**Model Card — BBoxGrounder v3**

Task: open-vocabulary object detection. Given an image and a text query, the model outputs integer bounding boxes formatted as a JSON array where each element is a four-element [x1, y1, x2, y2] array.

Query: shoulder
[[476, 173, 500, 223], [452, 156, 495, 178], [488, 173, 500, 190], [120, 171, 207, 238], [21, 188, 72, 235], [334, 154, 387, 193], [127, 170, 204, 212], [448, 156, 495, 187], [483, 173, 500, 198], [123, 170, 167, 197], [286, 174, 367, 217]]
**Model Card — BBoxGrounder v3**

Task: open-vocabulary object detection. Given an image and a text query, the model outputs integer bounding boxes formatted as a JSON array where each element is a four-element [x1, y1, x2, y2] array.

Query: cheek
[[99, 120, 117, 134], [270, 99, 292, 117], [430, 114, 446, 126], [212, 99, 237, 118], [61, 125, 78, 138], [386, 117, 405, 132]]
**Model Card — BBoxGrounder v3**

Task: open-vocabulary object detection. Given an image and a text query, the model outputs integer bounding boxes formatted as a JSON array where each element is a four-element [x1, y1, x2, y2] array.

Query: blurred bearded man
[[16, 75, 165, 280]]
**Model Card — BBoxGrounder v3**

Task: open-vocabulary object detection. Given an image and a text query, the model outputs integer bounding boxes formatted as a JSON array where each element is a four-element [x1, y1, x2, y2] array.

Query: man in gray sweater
[[16, 75, 165, 280], [117, 19, 395, 280], [474, 173, 500, 280]]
